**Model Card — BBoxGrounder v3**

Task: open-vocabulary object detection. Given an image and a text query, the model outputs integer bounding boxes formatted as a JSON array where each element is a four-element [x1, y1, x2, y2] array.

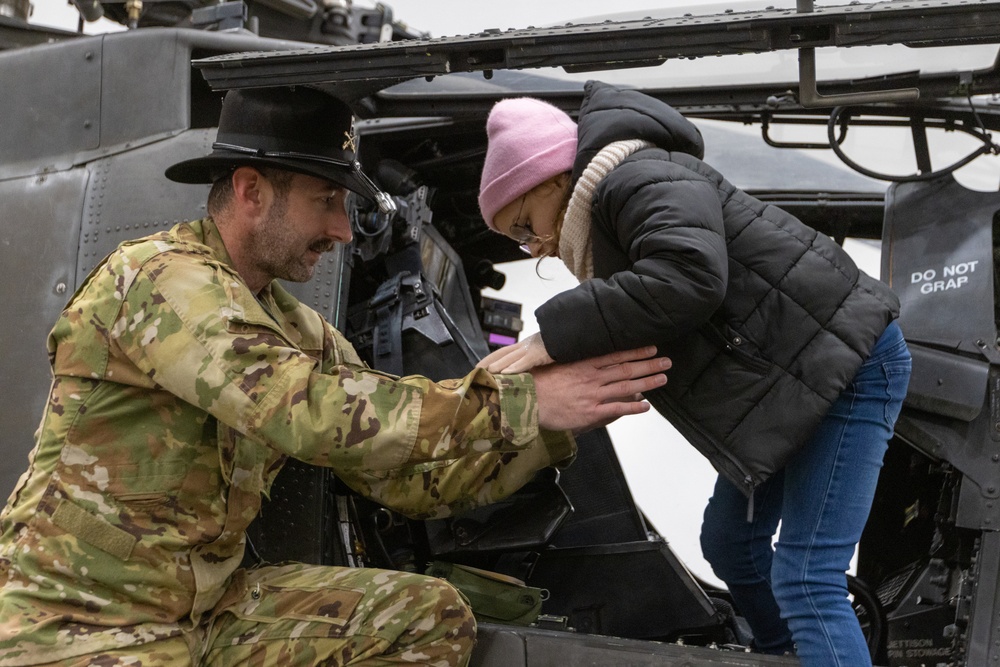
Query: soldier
[[0, 87, 671, 667]]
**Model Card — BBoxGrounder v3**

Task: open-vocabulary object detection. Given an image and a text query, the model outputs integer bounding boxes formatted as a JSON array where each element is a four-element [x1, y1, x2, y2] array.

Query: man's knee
[[428, 575, 475, 623], [374, 572, 476, 664], [207, 565, 477, 665], [401, 573, 476, 639]]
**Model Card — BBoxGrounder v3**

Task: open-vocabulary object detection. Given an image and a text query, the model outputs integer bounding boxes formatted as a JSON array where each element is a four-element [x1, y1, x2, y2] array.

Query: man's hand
[[478, 332, 553, 374], [529, 346, 671, 434]]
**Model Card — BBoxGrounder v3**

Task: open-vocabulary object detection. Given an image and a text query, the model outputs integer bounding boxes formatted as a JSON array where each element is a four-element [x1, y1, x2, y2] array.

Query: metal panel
[[0, 37, 102, 172], [0, 15, 78, 51], [0, 29, 330, 182], [76, 131, 213, 283], [904, 343, 989, 421], [98, 30, 193, 149], [965, 530, 1000, 666], [245, 458, 340, 566], [895, 367, 1000, 519], [882, 175, 1000, 356], [470, 623, 797, 666], [527, 539, 717, 640], [0, 170, 87, 500], [193, 0, 1000, 96]]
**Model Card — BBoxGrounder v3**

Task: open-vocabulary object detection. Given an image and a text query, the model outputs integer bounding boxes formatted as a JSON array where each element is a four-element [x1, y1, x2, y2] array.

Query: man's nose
[[326, 208, 353, 244]]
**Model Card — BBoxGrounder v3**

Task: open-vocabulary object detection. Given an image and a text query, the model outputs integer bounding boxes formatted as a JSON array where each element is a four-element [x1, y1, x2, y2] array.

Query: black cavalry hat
[[166, 86, 395, 213]]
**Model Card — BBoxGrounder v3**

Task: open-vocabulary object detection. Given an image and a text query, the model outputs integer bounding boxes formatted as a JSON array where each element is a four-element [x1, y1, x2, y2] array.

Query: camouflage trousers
[[40, 563, 476, 667]]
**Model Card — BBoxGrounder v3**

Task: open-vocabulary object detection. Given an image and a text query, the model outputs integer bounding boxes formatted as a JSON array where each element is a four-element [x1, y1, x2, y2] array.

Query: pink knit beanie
[[478, 98, 578, 230]]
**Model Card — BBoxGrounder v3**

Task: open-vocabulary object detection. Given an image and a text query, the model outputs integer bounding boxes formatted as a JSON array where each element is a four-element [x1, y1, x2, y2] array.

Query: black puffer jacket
[[536, 81, 900, 494]]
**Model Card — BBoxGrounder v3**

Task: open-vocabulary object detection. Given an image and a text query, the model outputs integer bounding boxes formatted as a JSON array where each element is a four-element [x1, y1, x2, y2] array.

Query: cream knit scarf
[[558, 139, 655, 282]]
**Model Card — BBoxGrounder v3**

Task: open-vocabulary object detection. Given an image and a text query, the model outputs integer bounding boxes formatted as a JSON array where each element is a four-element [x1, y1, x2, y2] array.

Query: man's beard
[[246, 196, 336, 284]]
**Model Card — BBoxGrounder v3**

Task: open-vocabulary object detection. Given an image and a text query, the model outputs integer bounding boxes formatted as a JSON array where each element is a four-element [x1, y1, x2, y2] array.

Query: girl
[[477, 81, 911, 666]]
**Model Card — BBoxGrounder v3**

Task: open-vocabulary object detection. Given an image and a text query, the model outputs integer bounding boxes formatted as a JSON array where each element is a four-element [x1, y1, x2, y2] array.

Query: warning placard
[[910, 260, 980, 294]]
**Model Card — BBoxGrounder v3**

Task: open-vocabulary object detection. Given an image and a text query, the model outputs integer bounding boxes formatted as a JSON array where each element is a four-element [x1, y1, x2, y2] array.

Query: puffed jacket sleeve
[[107, 247, 575, 519], [537, 156, 729, 363]]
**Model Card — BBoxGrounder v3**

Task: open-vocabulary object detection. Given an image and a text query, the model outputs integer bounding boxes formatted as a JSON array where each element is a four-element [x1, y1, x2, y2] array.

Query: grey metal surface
[[97, 30, 196, 149], [0, 170, 88, 501], [1, 36, 103, 173], [0, 28, 321, 181], [903, 344, 989, 421], [965, 530, 1000, 666], [193, 0, 1000, 99], [894, 397, 1000, 531], [75, 132, 212, 283], [0, 14, 78, 52], [882, 176, 1000, 357], [1, 29, 201, 175], [527, 539, 717, 640], [471, 623, 799, 667]]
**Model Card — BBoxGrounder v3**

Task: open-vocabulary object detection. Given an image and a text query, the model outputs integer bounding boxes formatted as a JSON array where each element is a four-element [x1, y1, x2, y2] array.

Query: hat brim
[[165, 154, 372, 200]]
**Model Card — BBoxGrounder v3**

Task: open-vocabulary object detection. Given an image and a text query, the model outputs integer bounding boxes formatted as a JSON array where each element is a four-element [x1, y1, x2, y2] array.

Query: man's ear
[[231, 166, 269, 215]]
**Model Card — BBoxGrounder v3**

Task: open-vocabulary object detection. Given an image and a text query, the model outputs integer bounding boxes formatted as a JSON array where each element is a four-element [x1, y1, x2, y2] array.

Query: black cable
[[827, 105, 999, 182]]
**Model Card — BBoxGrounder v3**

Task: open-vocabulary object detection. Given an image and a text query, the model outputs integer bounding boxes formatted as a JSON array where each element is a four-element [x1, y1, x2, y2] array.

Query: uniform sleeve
[[538, 158, 728, 363], [111, 253, 575, 519]]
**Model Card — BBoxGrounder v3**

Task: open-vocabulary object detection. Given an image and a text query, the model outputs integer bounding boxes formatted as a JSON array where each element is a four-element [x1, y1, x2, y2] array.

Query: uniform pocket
[[211, 565, 365, 643], [106, 462, 187, 501], [234, 584, 363, 631]]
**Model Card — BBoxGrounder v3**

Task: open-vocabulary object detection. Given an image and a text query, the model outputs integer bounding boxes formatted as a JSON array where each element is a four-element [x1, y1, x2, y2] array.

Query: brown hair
[[207, 167, 295, 218]]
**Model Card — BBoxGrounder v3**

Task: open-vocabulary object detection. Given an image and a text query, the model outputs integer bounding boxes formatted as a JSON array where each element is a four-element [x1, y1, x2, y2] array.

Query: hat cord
[[210, 142, 396, 215]]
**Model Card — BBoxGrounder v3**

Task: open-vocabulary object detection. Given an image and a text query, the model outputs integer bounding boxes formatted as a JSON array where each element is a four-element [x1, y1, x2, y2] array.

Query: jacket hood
[[572, 81, 705, 181]]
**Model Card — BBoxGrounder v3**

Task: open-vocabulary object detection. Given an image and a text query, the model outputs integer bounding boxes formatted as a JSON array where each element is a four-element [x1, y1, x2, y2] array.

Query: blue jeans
[[700, 321, 911, 666]]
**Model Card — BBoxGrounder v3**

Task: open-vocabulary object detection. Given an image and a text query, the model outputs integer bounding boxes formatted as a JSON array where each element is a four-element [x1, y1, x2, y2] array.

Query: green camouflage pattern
[[204, 563, 475, 666], [32, 563, 476, 666], [0, 218, 574, 665]]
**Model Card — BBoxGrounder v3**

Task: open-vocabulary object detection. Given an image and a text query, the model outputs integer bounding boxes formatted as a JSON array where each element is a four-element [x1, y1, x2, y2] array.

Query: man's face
[[246, 172, 353, 284]]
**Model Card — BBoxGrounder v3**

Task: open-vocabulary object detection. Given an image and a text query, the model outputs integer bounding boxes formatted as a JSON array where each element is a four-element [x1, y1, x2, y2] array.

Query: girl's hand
[[477, 332, 555, 373]]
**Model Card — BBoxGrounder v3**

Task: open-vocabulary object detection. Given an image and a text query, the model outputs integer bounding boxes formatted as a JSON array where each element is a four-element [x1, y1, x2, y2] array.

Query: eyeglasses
[[508, 194, 544, 254]]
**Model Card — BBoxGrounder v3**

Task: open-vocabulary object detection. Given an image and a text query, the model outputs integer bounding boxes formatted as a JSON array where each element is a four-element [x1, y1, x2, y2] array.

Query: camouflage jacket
[[0, 218, 575, 665]]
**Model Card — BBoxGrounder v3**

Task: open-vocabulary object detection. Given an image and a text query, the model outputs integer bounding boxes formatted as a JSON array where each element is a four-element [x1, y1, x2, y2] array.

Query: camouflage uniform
[[0, 218, 575, 666]]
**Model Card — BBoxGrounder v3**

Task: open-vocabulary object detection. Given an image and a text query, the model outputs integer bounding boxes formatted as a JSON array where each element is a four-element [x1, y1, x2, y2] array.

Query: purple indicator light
[[489, 333, 517, 346]]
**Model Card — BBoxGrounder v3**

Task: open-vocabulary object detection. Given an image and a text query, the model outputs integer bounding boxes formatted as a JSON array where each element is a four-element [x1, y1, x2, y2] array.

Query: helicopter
[[3, 1, 1000, 665]]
